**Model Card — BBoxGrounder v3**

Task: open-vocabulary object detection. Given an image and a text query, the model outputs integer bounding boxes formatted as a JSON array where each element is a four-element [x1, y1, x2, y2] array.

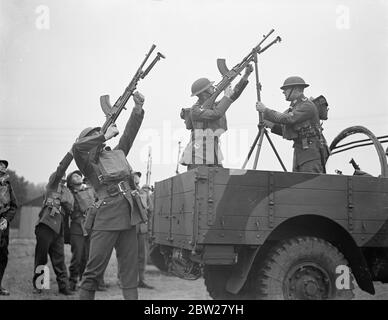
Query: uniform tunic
[[180, 79, 249, 168], [73, 105, 144, 293], [264, 95, 328, 173]]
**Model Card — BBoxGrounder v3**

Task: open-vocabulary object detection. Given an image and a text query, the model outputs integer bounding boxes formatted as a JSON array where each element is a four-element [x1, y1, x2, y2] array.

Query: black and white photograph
[[0, 0, 388, 307]]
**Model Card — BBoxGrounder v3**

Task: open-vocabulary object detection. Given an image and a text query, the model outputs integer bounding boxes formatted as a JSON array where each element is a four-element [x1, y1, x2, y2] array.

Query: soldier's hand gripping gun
[[99, 45, 165, 134], [203, 29, 281, 110]]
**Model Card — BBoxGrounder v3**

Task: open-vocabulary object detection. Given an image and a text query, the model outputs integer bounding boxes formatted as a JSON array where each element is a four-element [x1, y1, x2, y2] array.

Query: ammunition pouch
[[130, 190, 149, 223], [83, 200, 102, 234], [298, 125, 321, 150], [44, 197, 62, 217]]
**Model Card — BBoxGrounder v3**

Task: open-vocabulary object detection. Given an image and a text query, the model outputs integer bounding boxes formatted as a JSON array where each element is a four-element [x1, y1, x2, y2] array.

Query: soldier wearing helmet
[[180, 64, 254, 169], [72, 91, 146, 300], [33, 150, 75, 295], [65, 170, 98, 292], [256, 76, 329, 173], [0, 159, 18, 296]]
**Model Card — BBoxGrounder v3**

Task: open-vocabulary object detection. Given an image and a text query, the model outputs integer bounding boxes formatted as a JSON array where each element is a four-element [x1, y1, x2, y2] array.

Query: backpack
[[312, 95, 329, 120]]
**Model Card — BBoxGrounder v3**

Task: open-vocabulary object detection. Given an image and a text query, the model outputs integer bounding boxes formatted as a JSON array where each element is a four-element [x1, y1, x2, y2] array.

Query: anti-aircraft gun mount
[[150, 125, 388, 300]]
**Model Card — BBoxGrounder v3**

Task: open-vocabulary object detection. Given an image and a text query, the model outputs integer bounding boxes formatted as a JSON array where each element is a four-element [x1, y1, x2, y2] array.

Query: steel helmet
[[0, 160, 8, 168], [66, 170, 83, 187], [280, 76, 309, 90], [78, 127, 101, 140], [191, 78, 214, 97]]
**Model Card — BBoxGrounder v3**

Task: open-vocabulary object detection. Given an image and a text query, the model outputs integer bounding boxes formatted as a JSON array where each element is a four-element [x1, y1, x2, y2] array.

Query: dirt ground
[[1, 232, 388, 300]]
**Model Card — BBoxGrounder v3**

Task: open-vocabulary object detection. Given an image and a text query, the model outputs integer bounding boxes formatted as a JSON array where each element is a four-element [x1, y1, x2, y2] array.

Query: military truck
[[149, 126, 388, 300]]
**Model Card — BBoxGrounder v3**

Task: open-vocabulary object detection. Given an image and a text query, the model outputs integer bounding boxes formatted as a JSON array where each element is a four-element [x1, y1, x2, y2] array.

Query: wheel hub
[[284, 263, 331, 300]]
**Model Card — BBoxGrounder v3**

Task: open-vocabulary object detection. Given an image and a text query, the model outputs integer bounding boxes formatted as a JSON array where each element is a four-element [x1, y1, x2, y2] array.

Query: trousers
[[80, 227, 138, 294], [33, 223, 69, 290], [69, 234, 90, 284], [0, 228, 9, 285]]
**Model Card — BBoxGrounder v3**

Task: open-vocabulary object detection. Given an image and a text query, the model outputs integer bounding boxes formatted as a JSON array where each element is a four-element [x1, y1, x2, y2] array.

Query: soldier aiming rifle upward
[[73, 45, 164, 300]]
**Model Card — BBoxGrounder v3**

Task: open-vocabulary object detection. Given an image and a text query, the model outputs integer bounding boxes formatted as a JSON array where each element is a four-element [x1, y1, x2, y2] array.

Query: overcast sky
[[1, 0, 388, 185]]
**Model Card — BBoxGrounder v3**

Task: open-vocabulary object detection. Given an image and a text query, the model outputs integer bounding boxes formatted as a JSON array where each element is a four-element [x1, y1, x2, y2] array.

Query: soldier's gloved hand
[[256, 101, 267, 113], [263, 119, 274, 129], [104, 123, 119, 141], [243, 64, 254, 79], [133, 91, 145, 108], [0, 218, 7, 231], [224, 85, 234, 99]]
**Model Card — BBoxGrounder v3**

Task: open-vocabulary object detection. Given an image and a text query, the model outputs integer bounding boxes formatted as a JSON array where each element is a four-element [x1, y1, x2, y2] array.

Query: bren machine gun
[[201, 29, 281, 113], [233, 29, 286, 171], [99, 44, 165, 134]]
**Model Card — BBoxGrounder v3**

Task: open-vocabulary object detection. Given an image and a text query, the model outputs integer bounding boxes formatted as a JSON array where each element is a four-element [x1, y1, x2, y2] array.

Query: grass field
[[1, 230, 388, 300]]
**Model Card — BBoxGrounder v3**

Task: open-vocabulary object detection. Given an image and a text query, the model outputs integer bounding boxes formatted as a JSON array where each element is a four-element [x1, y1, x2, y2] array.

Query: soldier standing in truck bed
[[256, 76, 329, 173], [33, 152, 74, 295], [0, 159, 18, 296], [180, 64, 253, 169], [73, 92, 147, 300]]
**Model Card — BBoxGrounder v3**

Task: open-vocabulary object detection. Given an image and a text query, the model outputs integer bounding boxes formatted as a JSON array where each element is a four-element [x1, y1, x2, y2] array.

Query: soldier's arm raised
[[114, 93, 145, 156], [191, 96, 233, 121], [263, 103, 314, 125], [46, 152, 74, 190]]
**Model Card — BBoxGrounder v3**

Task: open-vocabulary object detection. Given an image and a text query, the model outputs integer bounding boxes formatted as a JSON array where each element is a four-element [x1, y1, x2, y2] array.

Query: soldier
[[133, 172, 154, 289], [0, 159, 18, 296], [33, 152, 74, 295], [256, 76, 329, 173], [73, 92, 147, 300], [180, 64, 254, 169], [66, 170, 97, 291]]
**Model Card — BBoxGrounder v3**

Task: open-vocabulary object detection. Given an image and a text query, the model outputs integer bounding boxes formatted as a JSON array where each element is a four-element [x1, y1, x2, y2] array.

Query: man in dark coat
[[33, 152, 74, 295], [256, 76, 329, 173], [0, 159, 18, 296], [73, 92, 147, 300]]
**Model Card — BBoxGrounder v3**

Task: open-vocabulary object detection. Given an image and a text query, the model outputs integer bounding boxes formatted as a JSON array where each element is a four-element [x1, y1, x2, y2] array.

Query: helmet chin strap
[[286, 87, 294, 101]]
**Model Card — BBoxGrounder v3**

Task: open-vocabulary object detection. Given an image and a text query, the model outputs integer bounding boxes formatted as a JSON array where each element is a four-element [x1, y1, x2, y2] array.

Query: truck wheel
[[204, 265, 245, 300], [255, 237, 354, 300], [149, 244, 169, 273]]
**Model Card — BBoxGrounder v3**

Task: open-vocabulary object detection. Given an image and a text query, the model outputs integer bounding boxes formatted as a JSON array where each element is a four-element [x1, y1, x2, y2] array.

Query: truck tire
[[149, 244, 169, 273], [255, 237, 355, 300], [204, 265, 248, 300]]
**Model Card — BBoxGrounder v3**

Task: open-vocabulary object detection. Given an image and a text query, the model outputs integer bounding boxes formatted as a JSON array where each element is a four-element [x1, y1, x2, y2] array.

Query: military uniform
[[33, 152, 74, 292], [73, 105, 146, 300], [0, 173, 18, 294], [68, 184, 97, 289], [180, 78, 249, 169], [137, 186, 153, 286], [264, 95, 329, 173]]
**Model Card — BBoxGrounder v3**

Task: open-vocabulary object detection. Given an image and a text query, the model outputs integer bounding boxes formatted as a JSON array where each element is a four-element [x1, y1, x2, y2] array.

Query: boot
[[122, 288, 138, 300], [59, 287, 74, 296], [79, 288, 96, 300]]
